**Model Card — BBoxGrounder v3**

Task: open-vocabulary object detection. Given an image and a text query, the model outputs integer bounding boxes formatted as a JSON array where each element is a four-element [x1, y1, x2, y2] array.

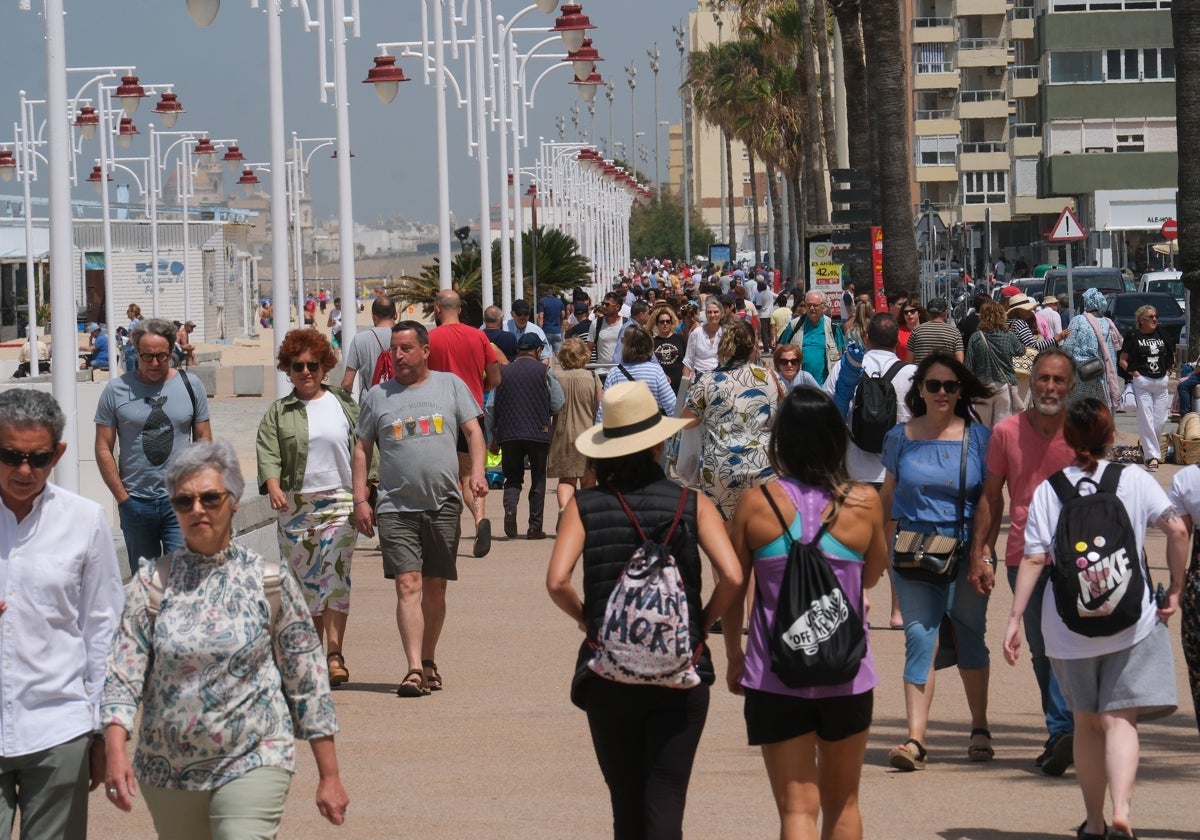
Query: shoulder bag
[[891, 422, 970, 583]]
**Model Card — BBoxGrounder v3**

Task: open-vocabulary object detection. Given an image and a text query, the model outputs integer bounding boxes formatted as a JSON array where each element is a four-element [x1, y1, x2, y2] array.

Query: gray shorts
[[376, 499, 462, 581], [1051, 620, 1178, 721]]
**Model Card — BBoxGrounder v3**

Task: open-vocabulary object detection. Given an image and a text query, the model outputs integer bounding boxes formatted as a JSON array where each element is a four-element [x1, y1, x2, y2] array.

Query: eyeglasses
[[805, 303, 824, 309], [169, 490, 230, 513], [902, 308, 918, 315], [1144, 314, 1158, 321], [656, 318, 672, 325], [921, 379, 961, 395], [138, 352, 171, 364], [290, 360, 321, 373], [0, 447, 55, 469], [776, 358, 800, 367]]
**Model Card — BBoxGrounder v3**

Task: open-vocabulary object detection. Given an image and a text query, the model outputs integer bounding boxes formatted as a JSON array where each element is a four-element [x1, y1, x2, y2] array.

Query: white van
[[1140, 269, 1184, 309]]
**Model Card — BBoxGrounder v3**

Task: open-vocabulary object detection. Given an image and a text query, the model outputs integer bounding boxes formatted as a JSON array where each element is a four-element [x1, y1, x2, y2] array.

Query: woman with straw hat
[[547, 380, 743, 839]]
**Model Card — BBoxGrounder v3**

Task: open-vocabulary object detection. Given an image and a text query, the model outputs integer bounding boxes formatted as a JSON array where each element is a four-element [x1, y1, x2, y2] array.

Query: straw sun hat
[[575, 381, 690, 459], [1006, 293, 1038, 313]]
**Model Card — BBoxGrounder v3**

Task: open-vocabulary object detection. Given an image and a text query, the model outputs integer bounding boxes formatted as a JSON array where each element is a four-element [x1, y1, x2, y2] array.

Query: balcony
[[1014, 195, 1068, 217], [914, 61, 960, 90], [954, 0, 1009, 15], [955, 37, 1009, 69], [1007, 3, 1036, 41], [1010, 122, 1043, 157], [959, 141, 1010, 170], [915, 163, 959, 183], [958, 88, 1009, 119], [961, 204, 1012, 224], [1009, 64, 1039, 99], [912, 17, 954, 44], [914, 108, 960, 136]]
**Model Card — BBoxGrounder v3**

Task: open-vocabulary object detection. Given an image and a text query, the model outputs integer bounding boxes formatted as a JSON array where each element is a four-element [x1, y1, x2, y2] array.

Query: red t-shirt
[[985, 411, 1075, 566], [427, 322, 498, 409]]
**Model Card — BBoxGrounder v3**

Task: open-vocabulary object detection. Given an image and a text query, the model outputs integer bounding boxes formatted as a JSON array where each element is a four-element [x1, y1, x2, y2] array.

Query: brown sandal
[[326, 651, 349, 687], [396, 668, 429, 698], [422, 659, 443, 691]]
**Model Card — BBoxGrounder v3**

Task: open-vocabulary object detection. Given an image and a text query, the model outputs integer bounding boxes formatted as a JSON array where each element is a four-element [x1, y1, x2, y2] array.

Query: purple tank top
[[740, 479, 878, 699]]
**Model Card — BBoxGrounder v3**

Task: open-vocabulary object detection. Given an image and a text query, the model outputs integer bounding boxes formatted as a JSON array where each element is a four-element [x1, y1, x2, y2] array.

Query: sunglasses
[[776, 358, 800, 367], [902, 308, 918, 315], [169, 490, 230, 514], [290, 361, 321, 373], [921, 379, 961, 395], [0, 447, 55, 469], [657, 318, 673, 325]]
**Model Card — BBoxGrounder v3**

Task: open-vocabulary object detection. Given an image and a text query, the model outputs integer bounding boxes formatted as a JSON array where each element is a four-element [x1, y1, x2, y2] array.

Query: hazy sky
[[1, 1, 699, 228]]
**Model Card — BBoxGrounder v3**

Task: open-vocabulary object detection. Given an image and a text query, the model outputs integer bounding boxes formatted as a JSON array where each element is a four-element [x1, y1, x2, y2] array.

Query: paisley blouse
[[101, 543, 338, 791]]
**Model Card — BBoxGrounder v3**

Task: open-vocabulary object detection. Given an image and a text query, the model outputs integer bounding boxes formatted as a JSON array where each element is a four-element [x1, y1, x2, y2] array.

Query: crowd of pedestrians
[[0, 259, 1195, 840]]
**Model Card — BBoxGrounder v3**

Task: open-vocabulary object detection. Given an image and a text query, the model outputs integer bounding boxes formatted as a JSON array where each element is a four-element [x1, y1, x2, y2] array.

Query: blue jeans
[[545, 332, 563, 355], [1177, 373, 1200, 414], [1007, 565, 1074, 742], [117, 495, 183, 575]]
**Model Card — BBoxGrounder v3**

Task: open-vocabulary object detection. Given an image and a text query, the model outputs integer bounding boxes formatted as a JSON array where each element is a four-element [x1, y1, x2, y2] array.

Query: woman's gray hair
[[131, 317, 178, 351], [0, 389, 66, 444], [164, 439, 245, 500]]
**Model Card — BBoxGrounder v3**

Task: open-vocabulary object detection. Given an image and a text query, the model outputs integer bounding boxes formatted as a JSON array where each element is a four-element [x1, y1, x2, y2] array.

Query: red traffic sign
[[1046, 206, 1087, 242], [1161, 218, 1178, 241]]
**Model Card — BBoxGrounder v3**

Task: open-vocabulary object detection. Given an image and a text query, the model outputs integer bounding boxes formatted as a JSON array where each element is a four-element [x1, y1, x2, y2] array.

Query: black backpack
[[1048, 464, 1148, 637], [757, 485, 866, 688], [850, 360, 907, 454]]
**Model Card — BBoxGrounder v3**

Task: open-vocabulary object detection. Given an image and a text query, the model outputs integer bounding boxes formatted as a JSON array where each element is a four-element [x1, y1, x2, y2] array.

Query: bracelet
[[353, 499, 369, 506]]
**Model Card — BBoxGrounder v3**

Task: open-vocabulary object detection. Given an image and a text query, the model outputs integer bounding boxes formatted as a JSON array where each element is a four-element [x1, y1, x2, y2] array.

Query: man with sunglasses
[[95, 318, 212, 575], [0, 389, 124, 838]]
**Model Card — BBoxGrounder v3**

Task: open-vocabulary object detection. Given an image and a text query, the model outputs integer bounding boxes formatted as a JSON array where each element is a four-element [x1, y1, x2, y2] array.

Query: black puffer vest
[[569, 474, 712, 708]]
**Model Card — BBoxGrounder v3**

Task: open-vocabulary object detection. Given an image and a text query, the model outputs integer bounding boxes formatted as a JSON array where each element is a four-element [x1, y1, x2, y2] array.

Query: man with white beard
[[970, 348, 1078, 776]]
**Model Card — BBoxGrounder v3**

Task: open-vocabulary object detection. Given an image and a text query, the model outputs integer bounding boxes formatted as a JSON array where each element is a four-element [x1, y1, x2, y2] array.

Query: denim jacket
[[256, 385, 359, 494]]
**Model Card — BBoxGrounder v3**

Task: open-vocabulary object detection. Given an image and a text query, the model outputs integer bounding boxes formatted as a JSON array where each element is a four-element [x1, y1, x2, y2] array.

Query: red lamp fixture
[[221, 144, 245, 171], [117, 116, 140, 149], [550, 3, 596, 54], [236, 168, 261, 195], [0, 150, 15, 183], [362, 55, 411, 105], [570, 71, 604, 104], [193, 136, 217, 164], [87, 164, 113, 193], [74, 106, 99, 141], [152, 93, 185, 129], [563, 38, 602, 81], [115, 75, 147, 116]]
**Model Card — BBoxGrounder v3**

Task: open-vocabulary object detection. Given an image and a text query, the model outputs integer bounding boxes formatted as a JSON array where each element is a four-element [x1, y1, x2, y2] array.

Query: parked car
[[1140, 269, 1184, 310], [1104, 292, 1186, 352], [1043, 267, 1125, 315], [990, 277, 1044, 303]]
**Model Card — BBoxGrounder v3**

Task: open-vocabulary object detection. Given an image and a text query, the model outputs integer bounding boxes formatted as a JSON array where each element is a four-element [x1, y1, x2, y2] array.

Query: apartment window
[[742, 173, 752, 184], [962, 171, 1006, 204], [1051, 1, 1171, 9], [916, 135, 957, 166], [741, 149, 749, 160], [1115, 133, 1145, 152], [1048, 52, 1103, 83], [1050, 49, 1174, 83]]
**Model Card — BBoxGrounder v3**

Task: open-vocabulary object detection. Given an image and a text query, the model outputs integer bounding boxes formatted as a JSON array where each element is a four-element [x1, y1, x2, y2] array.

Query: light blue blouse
[[881, 421, 990, 533]]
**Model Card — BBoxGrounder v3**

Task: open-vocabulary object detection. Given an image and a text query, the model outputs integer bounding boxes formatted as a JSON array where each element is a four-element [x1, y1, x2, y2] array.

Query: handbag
[[892, 423, 970, 582], [1012, 347, 1038, 377], [1077, 357, 1105, 381]]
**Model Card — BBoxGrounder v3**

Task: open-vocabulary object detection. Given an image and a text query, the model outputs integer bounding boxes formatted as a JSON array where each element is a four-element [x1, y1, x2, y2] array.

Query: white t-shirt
[[1168, 464, 1200, 522], [300, 390, 353, 493], [683, 325, 723, 375], [1025, 462, 1169, 659], [825, 349, 915, 484]]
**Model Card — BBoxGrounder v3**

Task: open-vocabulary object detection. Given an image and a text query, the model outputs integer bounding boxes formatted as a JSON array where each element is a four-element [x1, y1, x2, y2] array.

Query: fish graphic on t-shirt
[[142, 395, 174, 465]]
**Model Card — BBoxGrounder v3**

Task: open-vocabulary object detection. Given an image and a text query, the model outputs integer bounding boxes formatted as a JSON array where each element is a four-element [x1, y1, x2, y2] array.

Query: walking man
[[1, 390, 124, 838], [971, 348, 1077, 774], [341, 296, 398, 398], [790, 291, 845, 385], [428, 289, 502, 557], [95, 318, 212, 573], [352, 321, 488, 697], [907, 297, 964, 366]]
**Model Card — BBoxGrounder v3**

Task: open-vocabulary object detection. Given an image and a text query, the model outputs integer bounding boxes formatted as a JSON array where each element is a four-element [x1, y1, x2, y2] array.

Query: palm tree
[[828, 0, 869, 172], [813, 0, 839, 172], [1173, 3, 1200, 357]]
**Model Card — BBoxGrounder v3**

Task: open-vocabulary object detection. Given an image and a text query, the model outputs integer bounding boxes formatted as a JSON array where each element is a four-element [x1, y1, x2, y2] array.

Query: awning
[[0, 226, 50, 260]]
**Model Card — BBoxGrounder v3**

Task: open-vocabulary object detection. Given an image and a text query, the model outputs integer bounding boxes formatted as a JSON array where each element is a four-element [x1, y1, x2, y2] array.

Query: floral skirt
[[276, 487, 355, 614], [1183, 552, 1200, 736]]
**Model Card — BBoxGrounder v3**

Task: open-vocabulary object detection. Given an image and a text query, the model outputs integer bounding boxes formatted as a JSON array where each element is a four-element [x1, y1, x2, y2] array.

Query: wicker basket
[[1173, 434, 1200, 466]]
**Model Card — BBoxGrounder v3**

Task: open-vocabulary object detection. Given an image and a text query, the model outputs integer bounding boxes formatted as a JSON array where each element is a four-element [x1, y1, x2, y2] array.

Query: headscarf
[[1082, 287, 1107, 313]]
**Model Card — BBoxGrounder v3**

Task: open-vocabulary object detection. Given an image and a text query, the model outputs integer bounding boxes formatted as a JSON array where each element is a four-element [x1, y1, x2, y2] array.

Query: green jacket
[[256, 385, 360, 495]]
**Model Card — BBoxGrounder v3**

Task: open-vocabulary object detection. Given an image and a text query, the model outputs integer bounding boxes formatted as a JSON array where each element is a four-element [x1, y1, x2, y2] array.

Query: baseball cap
[[85, 322, 100, 333], [925, 297, 949, 316], [517, 332, 545, 352]]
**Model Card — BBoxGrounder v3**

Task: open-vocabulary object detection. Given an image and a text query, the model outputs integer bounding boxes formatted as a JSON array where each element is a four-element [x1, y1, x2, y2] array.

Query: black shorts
[[456, 429, 469, 454], [743, 688, 873, 745]]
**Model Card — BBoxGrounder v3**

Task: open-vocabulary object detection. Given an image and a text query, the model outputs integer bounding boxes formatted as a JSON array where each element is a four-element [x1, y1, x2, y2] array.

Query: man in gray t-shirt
[[95, 318, 212, 573], [340, 296, 398, 399], [352, 320, 487, 697]]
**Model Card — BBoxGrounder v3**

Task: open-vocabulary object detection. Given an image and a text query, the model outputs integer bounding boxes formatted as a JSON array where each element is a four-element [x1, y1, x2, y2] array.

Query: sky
[[0, 0, 700, 229]]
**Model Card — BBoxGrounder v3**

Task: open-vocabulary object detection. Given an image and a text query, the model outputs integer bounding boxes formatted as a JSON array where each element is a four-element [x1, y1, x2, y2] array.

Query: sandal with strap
[[422, 659, 443, 691], [396, 668, 429, 698], [968, 727, 994, 762], [326, 651, 349, 687], [1076, 820, 1107, 840], [888, 738, 927, 772]]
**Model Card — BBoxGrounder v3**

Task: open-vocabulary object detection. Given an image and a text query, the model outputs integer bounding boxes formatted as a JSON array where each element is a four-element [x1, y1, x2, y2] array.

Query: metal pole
[[268, 0, 292, 397], [433, 0, 453, 290], [181, 158, 192, 328], [331, 0, 359, 348], [44, 0, 80, 490], [473, 0, 494, 310], [626, 62, 636, 167], [675, 21, 690, 261], [495, 15, 513, 315], [508, 37, 524, 301], [649, 43, 660, 201], [18, 94, 39, 376], [149, 128, 160, 318], [97, 93, 118, 365]]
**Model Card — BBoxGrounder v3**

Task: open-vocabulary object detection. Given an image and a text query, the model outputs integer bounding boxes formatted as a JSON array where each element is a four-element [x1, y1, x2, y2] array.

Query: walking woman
[[548, 337, 601, 514], [1063, 288, 1121, 411], [1007, 399, 1186, 840], [256, 328, 359, 685], [964, 301, 1026, 427], [726, 387, 889, 840], [547, 381, 743, 839], [880, 352, 994, 771], [1008, 293, 1068, 407], [682, 299, 725, 379], [103, 440, 348, 836], [1119, 304, 1172, 471]]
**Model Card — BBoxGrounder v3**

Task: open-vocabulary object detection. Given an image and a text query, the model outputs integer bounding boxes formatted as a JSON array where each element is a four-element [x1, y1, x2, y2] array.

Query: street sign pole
[[1066, 241, 1074, 320]]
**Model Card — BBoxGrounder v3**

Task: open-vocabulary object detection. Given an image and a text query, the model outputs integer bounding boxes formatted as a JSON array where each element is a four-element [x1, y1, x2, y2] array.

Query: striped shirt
[[907, 321, 963, 366]]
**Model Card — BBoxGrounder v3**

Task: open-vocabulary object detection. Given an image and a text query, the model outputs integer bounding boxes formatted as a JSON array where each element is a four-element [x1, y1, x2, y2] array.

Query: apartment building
[[909, 0, 1176, 272]]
